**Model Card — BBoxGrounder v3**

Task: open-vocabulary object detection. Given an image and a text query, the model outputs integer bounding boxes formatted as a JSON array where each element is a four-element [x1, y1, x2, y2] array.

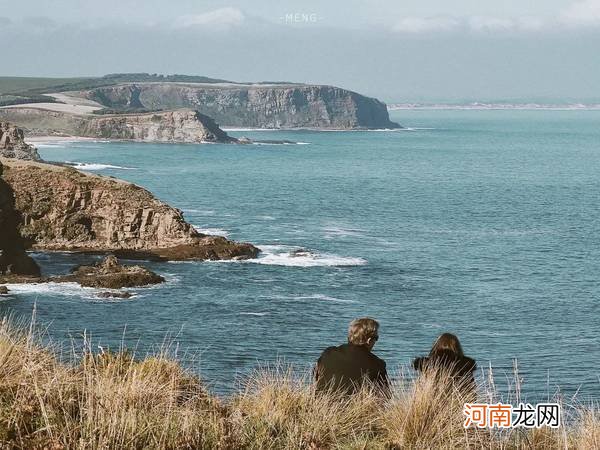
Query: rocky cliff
[[0, 121, 41, 160], [0, 162, 40, 276], [0, 158, 258, 261], [0, 108, 235, 143], [82, 83, 400, 129]]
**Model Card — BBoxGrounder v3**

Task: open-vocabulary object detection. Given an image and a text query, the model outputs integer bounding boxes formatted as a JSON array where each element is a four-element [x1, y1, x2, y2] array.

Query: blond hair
[[347, 318, 379, 346]]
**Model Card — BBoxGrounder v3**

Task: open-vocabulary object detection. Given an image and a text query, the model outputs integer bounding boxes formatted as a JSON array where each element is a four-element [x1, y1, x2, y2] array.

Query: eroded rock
[[0, 158, 259, 261], [0, 161, 41, 277], [0, 108, 235, 143], [54, 255, 164, 289], [97, 291, 133, 299], [0, 122, 41, 160]]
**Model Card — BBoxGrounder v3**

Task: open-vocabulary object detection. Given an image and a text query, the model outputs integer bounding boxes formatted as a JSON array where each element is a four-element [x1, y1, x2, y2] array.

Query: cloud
[[22, 16, 58, 29], [392, 16, 459, 33], [390, 2, 600, 35], [468, 16, 517, 32], [175, 7, 244, 29], [561, 0, 600, 25], [391, 15, 548, 34], [515, 16, 545, 32]]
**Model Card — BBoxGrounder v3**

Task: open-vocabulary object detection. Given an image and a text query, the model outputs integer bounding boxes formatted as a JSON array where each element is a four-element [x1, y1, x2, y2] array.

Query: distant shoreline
[[389, 103, 600, 111], [25, 135, 102, 144]]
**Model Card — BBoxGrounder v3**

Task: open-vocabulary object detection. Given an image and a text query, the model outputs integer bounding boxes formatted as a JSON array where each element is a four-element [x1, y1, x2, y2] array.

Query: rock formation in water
[[0, 121, 41, 160], [0, 158, 259, 261], [53, 255, 164, 289], [0, 162, 41, 276], [0, 108, 235, 143], [81, 83, 400, 129], [1, 255, 165, 289]]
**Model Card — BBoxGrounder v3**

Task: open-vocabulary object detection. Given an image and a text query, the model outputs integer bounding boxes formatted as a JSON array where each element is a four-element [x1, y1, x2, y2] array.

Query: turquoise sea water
[[2, 110, 599, 400]]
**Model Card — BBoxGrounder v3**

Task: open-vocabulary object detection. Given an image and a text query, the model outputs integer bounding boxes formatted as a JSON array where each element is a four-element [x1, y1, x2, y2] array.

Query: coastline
[[25, 135, 105, 145], [388, 103, 600, 111]]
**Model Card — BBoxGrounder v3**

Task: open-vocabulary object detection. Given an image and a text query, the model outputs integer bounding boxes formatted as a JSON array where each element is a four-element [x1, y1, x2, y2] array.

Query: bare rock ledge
[[0, 158, 259, 262]]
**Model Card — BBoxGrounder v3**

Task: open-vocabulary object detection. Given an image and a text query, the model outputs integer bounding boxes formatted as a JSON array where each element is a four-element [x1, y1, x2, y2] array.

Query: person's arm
[[462, 357, 476, 374], [314, 352, 325, 382], [375, 362, 390, 396], [413, 356, 427, 372]]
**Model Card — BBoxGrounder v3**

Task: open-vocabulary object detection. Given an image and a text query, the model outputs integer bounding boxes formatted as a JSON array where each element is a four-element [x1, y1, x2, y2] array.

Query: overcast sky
[[1, 0, 600, 102]]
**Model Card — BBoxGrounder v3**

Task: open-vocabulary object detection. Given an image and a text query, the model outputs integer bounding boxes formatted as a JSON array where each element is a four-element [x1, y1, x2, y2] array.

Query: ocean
[[2, 109, 599, 401]]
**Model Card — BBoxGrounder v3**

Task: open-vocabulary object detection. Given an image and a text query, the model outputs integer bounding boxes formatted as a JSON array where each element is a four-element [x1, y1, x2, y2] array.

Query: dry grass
[[0, 316, 598, 449]]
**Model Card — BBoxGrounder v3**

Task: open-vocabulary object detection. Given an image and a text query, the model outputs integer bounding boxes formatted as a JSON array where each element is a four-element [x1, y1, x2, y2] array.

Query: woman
[[413, 333, 476, 395]]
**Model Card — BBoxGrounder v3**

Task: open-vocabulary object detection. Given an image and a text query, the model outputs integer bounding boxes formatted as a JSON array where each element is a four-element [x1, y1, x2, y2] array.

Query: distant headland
[[0, 73, 400, 142]]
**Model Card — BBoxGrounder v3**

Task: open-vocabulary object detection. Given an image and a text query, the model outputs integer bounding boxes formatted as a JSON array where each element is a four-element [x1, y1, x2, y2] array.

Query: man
[[315, 317, 389, 394]]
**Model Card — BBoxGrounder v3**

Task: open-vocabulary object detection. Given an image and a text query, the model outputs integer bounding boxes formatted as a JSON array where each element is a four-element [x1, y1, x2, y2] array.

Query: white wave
[[293, 294, 355, 303], [66, 161, 136, 171], [250, 141, 308, 146], [86, 295, 138, 303], [4, 277, 170, 299], [4, 282, 99, 299], [364, 128, 405, 132], [193, 226, 229, 237], [35, 143, 68, 149], [223, 127, 276, 131], [240, 312, 269, 316], [392, 127, 437, 131], [322, 226, 366, 239], [182, 209, 215, 215], [247, 245, 367, 267], [266, 293, 355, 303]]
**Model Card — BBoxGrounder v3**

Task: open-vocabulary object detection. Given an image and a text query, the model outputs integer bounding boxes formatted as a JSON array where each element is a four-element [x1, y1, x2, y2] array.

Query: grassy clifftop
[[0, 74, 236, 107], [0, 316, 598, 449]]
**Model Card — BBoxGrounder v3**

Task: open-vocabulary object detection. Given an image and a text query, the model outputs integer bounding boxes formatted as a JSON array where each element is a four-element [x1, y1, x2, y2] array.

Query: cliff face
[[79, 109, 235, 143], [83, 83, 400, 129], [0, 162, 40, 276], [0, 159, 258, 261], [0, 122, 41, 160], [0, 108, 235, 143]]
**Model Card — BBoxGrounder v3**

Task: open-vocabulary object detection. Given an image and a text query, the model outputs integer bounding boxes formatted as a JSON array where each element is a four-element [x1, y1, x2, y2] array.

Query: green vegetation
[[0, 73, 236, 108], [0, 73, 233, 96], [0, 77, 89, 95], [0, 315, 598, 449], [92, 107, 165, 115]]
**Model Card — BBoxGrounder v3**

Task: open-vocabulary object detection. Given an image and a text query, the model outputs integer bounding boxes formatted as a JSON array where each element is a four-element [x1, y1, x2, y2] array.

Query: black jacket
[[315, 343, 388, 394], [413, 349, 476, 390]]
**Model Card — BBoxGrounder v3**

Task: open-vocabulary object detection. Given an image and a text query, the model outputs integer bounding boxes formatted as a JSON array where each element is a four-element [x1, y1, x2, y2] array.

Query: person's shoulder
[[318, 344, 343, 359], [369, 351, 387, 369], [461, 355, 476, 371], [413, 356, 428, 371], [320, 345, 339, 354]]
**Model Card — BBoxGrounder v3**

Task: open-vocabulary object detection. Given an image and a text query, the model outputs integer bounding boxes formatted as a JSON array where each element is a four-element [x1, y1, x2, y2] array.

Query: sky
[[1, 0, 600, 102]]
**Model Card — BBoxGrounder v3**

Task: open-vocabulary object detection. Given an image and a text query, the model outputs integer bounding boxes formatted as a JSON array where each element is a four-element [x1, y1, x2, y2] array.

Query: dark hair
[[429, 333, 464, 358]]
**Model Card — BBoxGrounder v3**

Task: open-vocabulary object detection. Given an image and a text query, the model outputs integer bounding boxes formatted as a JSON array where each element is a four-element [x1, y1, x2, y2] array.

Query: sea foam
[[193, 226, 230, 237], [66, 161, 136, 171], [247, 245, 367, 267], [4, 282, 99, 299]]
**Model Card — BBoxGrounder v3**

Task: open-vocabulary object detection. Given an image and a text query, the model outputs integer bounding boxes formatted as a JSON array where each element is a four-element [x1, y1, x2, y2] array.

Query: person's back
[[413, 333, 476, 397], [413, 349, 476, 386], [315, 318, 388, 395]]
